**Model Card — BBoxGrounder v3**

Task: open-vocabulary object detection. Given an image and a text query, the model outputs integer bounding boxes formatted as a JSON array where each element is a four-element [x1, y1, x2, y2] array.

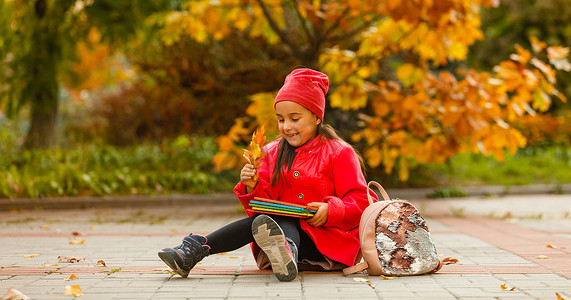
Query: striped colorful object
[[248, 197, 317, 218]]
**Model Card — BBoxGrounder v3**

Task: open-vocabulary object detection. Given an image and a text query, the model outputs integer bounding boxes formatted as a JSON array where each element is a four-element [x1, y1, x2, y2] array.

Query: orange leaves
[[243, 125, 267, 182], [64, 285, 83, 297], [442, 257, 459, 265], [350, 35, 567, 178], [500, 284, 516, 291]]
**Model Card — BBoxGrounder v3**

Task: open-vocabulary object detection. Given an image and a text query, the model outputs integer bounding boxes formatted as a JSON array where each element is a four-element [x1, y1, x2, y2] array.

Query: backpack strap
[[367, 181, 390, 204], [342, 261, 369, 276]]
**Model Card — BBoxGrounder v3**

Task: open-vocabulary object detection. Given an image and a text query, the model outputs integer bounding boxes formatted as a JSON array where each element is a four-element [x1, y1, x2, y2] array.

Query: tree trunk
[[24, 98, 59, 149], [23, 0, 61, 150]]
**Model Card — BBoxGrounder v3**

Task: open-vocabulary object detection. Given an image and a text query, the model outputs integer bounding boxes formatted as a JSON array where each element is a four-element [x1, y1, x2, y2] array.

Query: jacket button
[[293, 171, 300, 178], [298, 193, 304, 200]]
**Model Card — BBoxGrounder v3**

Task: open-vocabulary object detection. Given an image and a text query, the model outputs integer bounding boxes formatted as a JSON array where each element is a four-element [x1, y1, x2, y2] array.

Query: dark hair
[[270, 123, 365, 186]]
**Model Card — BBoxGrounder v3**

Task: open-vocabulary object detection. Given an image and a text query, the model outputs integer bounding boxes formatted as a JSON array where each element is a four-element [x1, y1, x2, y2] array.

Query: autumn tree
[[159, 1, 570, 180], [0, 0, 175, 149]]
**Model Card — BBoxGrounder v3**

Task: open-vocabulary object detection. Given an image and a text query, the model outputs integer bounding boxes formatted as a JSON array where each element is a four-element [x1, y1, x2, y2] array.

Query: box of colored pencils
[[248, 197, 317, 218]]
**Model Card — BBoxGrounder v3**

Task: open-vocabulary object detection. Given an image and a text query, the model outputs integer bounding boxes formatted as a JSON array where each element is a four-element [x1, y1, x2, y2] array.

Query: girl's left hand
[[306, 202, 328, 227]]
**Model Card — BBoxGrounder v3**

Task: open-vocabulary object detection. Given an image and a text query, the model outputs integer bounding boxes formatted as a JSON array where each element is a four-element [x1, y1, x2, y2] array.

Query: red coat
[[234, 136, 376, 266]]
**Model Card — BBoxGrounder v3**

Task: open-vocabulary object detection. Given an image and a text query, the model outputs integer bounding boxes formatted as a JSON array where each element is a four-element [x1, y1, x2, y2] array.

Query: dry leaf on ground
[[380, 275, 393, 280], [40, 225, 50, 230], [500, 284, 516, 291], [97, 260, 106, 267], [58, 256, 86, 263], [64, 285, 83, 297], [556, 292, 566, 300], [2, 287, 30, 300], [443, 257, 459, 265], [536, 255, 549, 259], [353, 277, 375, 288], [69, 239, 85, 245], [23, 254, 39, 258], [64, 274, 78, 281]]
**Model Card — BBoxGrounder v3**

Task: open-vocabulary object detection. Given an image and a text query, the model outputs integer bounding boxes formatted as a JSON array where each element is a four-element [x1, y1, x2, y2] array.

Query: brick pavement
[[0, 195, 570, 299]]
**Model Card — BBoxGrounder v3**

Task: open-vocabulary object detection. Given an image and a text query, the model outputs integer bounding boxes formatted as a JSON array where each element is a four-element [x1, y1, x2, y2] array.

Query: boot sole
[[252, 215, 298, 282], [158, 249, 190, 278]]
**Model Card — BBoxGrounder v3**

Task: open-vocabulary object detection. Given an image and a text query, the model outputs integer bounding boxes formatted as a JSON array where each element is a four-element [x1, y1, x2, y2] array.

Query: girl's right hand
[[240, 163, 258, 193]]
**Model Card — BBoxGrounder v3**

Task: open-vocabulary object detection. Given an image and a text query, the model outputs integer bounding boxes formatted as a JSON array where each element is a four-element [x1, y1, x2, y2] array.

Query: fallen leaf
[[71, 232, 83, 236], [380, 275, 394, 280], [64, 274, 78, 281], [229, 256, 242, 259], [44, 263, 60, 267], [353, 277, 375, 288], [556, 292, 565, 300], [69, 239, 85, 245], [500, 284, 516, 291], [170, 228, 177, 232], [536, 255, 549, 259], [58, 256, 86, 263], [24, 254, 39, 258], [151, 268, 173, 273], [216, 252, 227, 255], [64, 285, 83, 297], [40, 225, 50, 230], [90, 225, 97, 230], [2, 287, 30, 300], [442, 257, 459, 265], [97, 260, 106, 267]]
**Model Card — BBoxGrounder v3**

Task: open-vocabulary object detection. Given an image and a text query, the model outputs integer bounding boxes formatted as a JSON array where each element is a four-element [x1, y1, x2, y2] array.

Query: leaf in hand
[[243, 124, 267, 182]]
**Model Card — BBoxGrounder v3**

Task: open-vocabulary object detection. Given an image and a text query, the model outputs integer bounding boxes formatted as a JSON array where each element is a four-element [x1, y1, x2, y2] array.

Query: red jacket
[[234, 136, 376, 266]]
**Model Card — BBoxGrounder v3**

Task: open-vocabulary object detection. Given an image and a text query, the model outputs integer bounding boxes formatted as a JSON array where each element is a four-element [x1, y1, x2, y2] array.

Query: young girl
[[158, 68, 376, 281]]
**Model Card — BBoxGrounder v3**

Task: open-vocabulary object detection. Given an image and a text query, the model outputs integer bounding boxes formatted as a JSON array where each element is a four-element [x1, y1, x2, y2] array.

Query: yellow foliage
[[167, 0, 571, 178]]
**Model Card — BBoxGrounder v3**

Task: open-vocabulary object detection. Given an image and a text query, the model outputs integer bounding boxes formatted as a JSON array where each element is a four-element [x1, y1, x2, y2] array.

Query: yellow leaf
[[58, 256, 86, 263], [500, 284, 515, 291], [97, 260, 106, 267], [365, 146, 382, 167], [24, 254, 39, 258], [556, 292, 566, 300], [90, 225, 97, 230], [40, 225, 50, 230], [64, 285, 83, 297], [536, 255, 549, 259], [396, 63, 423, 87], [69, 239, 85, 245], [380, 275, 393, 280], [65, 274, 79, 281], [398, 158, 409, 181], [529, 36, 546, 53]]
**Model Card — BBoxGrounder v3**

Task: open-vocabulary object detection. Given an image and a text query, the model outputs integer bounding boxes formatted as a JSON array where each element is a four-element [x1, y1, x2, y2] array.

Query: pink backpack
[[344, 181, 443, 276]]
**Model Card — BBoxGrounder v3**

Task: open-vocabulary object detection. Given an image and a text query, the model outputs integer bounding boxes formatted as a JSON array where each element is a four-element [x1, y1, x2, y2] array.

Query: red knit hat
[[274, 68, 329, 120]]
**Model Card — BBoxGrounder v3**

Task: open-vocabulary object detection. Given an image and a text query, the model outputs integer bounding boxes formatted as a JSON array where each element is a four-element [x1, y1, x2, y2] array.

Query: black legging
[[205, 214, 324, 261]]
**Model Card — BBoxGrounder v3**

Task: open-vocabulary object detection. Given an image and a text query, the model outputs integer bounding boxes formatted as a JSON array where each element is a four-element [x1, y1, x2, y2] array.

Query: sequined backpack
[[343, 181, 442, 276]]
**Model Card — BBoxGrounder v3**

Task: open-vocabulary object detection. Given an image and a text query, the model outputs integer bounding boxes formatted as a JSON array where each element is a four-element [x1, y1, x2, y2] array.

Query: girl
[[158, 68, 376, 281]]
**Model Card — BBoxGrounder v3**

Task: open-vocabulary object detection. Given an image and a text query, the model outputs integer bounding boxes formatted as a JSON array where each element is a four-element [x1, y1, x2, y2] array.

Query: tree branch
[[256, 0, 304, 59]]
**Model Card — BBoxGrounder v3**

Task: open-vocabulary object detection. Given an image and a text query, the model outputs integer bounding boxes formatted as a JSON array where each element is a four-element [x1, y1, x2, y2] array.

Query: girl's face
[[275, 101, 321, 147]]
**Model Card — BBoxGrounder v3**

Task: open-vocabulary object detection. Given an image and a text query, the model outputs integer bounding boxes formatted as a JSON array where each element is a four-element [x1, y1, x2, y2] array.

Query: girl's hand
[[306, 202, 328, 227], [240, 163, 258, 193]]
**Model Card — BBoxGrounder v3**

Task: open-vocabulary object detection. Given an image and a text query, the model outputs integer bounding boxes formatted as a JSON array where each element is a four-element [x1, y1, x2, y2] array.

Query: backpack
[[343, 181, 443, 276]]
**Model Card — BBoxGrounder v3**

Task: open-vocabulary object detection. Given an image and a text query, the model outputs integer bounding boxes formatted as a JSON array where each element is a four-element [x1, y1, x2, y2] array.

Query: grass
[[0, 135, 237, 199], [420, 146, 571, 187]]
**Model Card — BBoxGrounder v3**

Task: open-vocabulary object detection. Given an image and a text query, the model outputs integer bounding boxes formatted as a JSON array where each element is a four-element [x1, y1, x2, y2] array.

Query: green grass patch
[[421, 146, 571, 186], [0, 135, 236, 199]]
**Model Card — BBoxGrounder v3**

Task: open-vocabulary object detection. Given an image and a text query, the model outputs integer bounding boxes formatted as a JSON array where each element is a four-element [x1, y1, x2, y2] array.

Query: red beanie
[[274, 68, 329, 120]]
